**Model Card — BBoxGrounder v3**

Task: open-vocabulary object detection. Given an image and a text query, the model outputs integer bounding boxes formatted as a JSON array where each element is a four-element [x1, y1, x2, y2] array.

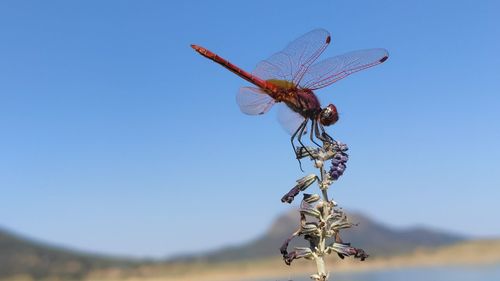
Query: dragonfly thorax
[[282, 88, 322, 118]]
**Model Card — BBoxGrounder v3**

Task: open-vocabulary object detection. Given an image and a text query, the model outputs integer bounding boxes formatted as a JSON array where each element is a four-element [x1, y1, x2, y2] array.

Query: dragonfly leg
[[294, 119, 313, 171], [313, 120, 323, 141], [291, 120, 307, 171], [309, 119, 322, 147], [297, 119, 313, 157], [314, 121, 334, 144], [290, 120, 304, 157]]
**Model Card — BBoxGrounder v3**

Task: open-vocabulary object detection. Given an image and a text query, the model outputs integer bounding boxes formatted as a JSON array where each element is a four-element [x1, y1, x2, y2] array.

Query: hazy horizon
[[0, 207, 475, 259]]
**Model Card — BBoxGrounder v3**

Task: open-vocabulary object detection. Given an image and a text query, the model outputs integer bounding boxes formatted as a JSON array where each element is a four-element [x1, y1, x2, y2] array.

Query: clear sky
[[0, 0, 499, 258]]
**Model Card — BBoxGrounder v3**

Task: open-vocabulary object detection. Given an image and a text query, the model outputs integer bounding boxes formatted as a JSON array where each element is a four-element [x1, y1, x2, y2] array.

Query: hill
[[0, 227, 139, 280], [0, 210, 467, 280], [195, 210, 466, 262]]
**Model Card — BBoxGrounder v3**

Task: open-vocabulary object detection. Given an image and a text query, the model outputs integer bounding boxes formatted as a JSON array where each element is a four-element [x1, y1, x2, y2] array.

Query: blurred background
[[0, 0, 499, 280]]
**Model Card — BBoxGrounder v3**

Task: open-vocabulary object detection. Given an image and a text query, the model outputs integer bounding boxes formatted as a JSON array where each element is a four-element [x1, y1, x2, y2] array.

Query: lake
[[250, 265, 500, 281]]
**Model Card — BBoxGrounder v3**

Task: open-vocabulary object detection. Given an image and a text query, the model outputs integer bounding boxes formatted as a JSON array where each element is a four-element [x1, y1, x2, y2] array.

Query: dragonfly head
[[319, 104, 339, 126]]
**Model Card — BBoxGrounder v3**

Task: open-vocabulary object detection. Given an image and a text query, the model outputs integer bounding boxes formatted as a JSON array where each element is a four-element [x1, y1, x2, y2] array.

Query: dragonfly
[[191, 29, 388, 161]]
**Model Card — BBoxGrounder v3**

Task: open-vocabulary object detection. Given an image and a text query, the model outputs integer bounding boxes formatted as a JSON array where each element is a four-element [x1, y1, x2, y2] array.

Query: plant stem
[[315, 162, 330, 281], [313, 252, 327, 281]]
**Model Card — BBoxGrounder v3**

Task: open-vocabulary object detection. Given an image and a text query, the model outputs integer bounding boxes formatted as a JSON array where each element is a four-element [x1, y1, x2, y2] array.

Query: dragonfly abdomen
[[191, 44, 279, 95]]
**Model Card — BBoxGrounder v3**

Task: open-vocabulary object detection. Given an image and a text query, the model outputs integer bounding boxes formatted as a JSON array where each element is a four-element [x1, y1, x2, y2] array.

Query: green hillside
[[0, 228, 138, 280]]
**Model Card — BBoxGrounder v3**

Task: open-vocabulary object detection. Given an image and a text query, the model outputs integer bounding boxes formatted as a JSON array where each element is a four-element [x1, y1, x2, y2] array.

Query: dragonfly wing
[[277, 104, 306, 135], [236, 86, 275, 115], [300, 48, 389, 90], [253, 29, 331, 85]]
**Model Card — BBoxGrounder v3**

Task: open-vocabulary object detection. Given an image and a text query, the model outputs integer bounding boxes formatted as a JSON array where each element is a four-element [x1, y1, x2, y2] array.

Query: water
[[251, 265, 500, 281]]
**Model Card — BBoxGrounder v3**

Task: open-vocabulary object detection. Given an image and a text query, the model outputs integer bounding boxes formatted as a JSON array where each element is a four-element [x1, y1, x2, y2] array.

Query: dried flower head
[[280, 139, 367, 281]]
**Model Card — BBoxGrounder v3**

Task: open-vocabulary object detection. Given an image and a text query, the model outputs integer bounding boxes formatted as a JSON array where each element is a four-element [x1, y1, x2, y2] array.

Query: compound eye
[[320, 104, 339, 126], [322, 108, 331, 118]]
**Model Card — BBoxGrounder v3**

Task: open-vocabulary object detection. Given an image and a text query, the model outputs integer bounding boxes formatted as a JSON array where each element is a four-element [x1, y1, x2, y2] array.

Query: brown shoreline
[[82, 240, 500, 281], [4, 240, 499, 281]]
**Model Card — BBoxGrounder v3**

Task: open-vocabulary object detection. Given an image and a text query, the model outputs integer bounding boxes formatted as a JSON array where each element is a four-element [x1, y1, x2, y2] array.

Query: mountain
[[195, 210, 466, 262], [0, 227, 138, 280], [338, 212, 465, 255], [0, 211, 467, 279]]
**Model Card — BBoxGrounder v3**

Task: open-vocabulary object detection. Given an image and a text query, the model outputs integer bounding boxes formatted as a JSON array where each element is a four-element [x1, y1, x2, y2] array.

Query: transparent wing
[[300, 48, 389, 90], [277, 104, 306, 135], [253, 29, 331, 86], [236, 87, 275, 115]]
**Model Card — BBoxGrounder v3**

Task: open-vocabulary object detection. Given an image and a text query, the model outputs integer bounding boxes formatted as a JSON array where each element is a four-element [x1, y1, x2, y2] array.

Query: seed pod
[[301, 228, 318, 235], [300, 208, 321, 219], [328, 215, 353, 231], [303, 193, 320, 204], [294, 246, 313, 259], [281, 174, 317, 204], [301, 223, 319, 235], [296, 174, 317, 191], [326, 242, 351, 256], [281, 186, 300, 204], [302, 223, 318, 230]]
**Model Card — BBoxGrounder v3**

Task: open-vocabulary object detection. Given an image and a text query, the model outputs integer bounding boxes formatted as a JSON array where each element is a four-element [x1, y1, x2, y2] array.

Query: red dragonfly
[[191, 29, 388, 157]]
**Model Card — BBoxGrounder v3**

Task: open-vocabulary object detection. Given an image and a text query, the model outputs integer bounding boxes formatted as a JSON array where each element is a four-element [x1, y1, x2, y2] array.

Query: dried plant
[[280, 140, 368, 281]]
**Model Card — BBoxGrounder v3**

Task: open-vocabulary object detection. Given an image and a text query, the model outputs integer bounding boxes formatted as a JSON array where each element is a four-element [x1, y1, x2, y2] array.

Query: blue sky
[[0, 0, 499, 258]]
